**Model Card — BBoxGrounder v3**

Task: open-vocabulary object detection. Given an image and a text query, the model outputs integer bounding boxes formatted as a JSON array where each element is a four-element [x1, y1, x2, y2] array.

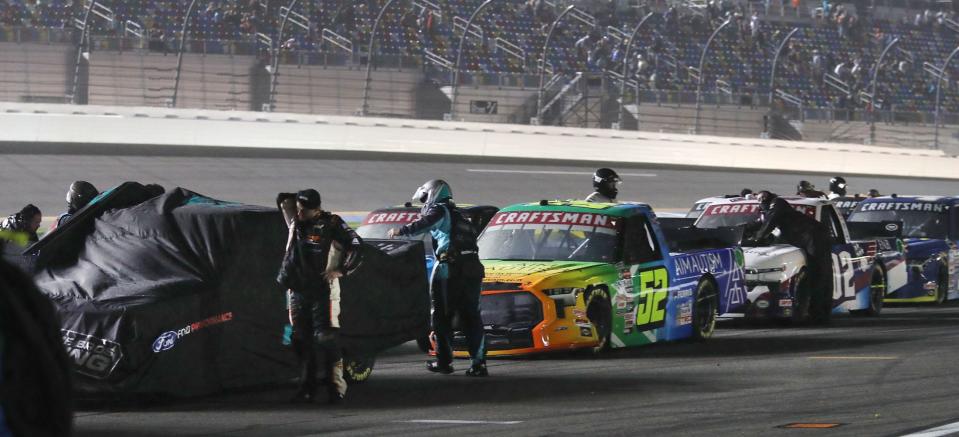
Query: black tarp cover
[[27, 185, 429, 395]]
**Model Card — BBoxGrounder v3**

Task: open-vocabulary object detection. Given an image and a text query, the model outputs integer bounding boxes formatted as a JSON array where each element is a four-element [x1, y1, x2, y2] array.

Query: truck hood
[[480, 260, 612, 288]]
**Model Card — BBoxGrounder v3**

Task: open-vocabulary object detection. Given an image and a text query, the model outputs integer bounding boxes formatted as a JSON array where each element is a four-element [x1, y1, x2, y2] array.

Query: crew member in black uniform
[[277, 189, 363, 403], [796, 180, 827, 199], [586, 168, 621, 203], [754, 191, 834, 322]]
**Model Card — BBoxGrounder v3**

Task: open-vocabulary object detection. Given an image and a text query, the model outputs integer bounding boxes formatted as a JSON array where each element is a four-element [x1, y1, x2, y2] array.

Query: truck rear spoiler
[[847, 221, 903, 240], [658, 218, 744, 252]]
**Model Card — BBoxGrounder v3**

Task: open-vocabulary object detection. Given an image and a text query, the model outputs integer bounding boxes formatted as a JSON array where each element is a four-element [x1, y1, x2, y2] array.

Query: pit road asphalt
[[3, 151, 959, 436], [73, 306, 959, 437]]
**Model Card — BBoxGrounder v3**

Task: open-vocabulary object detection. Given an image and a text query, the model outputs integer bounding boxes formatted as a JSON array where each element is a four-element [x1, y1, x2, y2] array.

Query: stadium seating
[[1, 0, 958, 111]]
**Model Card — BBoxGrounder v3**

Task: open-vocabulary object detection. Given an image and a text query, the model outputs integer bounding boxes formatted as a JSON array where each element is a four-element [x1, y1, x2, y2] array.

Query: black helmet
[[295, 189, 321, 210], [593, 168, 621, 199], [412, 179, 452, 205], [829, 176, 847, 196], [868, 189, 880, 198], [66, 181, 99, 213], [740, 188, 754, 197], [796, 180, 815, 194]]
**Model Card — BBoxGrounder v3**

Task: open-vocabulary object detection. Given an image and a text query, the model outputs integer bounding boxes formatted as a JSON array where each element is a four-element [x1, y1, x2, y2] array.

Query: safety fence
[[2, 32, 959, 154]]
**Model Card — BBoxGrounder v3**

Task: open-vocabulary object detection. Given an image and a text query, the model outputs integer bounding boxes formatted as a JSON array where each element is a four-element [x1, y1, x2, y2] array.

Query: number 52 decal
[[636, 267, 669, 331]]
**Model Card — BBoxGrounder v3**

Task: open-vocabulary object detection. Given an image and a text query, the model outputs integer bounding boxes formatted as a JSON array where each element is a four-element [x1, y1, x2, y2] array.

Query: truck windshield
[[478, 211, 620, 262], [695, 203, 817, 229], [357, 223, 433, 250], [848, 210, 949, 239]]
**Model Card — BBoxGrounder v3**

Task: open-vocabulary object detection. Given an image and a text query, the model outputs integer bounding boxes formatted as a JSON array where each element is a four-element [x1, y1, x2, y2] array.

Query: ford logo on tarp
[[152, 331, 178, 353]]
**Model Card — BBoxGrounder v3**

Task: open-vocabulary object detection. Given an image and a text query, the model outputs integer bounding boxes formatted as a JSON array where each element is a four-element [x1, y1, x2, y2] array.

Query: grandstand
[[2, 0, 959, 147]]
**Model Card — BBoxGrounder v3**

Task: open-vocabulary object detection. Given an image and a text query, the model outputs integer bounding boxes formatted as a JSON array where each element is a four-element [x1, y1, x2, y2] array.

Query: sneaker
[[327, 390, 345, 405], [289, 388, 316, 404], [465, 363, 489, 377], [426, 360, 454, 374]]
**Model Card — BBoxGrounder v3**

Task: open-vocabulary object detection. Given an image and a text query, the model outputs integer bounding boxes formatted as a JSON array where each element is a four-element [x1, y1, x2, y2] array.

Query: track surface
[[3, 153, 959, 216], [74, 306, 959, 437], [5, 151, 959, 436]]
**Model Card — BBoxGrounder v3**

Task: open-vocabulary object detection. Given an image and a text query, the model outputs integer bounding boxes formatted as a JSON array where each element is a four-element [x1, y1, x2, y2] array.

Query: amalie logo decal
[[152, 312, 234, 353]]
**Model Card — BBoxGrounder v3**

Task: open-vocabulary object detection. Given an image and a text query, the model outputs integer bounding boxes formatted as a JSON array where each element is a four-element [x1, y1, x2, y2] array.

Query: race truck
[[693, 196, 907, 320], [846, 196, 959, 304], [357, 202, 499, 351], [455, 200, 747, 357]]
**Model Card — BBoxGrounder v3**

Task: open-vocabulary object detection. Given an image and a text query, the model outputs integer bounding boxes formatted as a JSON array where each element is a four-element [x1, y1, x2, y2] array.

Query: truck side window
[[822, 206, 846, 243], [952, 206, 959, 240], [623, 215, 662, 264]]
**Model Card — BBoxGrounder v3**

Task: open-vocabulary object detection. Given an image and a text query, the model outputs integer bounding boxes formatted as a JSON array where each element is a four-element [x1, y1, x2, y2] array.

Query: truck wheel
[[863, 268, 885, 317], [789, 270, 809, 323], [692, 280, 718, 341], [585, 287, 612, 354], [344, 355, 376, 384], [935, 267, 948, 305]]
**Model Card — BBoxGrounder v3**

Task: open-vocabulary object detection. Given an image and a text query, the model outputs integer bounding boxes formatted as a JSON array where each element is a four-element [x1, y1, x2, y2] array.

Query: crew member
[[277, 189, 363, 403], [867, 189, 880, 198], [586, 168, 621, 203], [387, 180, 488, 377], [796, 180, 826, 198], [740, 188, 754, 198], [827, 176, 847, 200], [0, 204, 42, 244], [754, 191, 834, 323], [52, 181, 99, 230]]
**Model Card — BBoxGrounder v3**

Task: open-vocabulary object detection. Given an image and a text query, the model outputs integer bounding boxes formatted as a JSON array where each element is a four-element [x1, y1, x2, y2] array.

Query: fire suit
[[277, 212, 362, 400], [398, 200, 486, 369]]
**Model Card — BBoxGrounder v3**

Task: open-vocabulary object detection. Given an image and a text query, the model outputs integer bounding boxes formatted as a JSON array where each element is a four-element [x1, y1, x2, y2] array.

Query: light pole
[[694, 18, 733, 134], [535, 5, 575, 123], [267, 0, 301, 112], [617, 12, 655, 130], [361, 0, 406, 116], [869, 37, 899, 144], [172, 0, 201, 107], [933, 45, 959, 149], [449, 0, 508, 121], [69, 0, 98, 104], [767, 27, 799, 105]]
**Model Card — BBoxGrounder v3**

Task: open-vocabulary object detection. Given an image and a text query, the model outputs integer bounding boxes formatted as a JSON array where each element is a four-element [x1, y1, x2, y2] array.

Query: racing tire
[[861, 268, 885, 317], [935, 267, 948, 305], [692, 280, 718, 341], [789, 270, 809, 324], [585, 287, 612, 354], [343, 355, 376, 384]]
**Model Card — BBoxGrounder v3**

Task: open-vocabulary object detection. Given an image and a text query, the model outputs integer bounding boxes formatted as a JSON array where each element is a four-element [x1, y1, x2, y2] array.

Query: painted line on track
[[808, 356, 899, 360], [399, 419, 523, 425], [900, 420, 959, 437], [466, 169, 657, 177]]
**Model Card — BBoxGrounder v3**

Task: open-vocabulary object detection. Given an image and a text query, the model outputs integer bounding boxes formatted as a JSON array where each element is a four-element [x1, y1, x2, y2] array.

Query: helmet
[[829, 176, 847, 196], [412, 179, 452, 205], [66, 181, 99, 213], [868, 189, 880, 198], [593, 168, 621, 199], [796, 180, 815, 194]]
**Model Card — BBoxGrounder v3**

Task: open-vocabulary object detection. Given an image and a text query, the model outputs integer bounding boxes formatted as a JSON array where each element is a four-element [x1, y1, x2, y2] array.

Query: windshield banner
[[703, 203, 815, 217], [857, 202, 947, 213], [489, 211, 618, 229], [362, 211, 422, 225]]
